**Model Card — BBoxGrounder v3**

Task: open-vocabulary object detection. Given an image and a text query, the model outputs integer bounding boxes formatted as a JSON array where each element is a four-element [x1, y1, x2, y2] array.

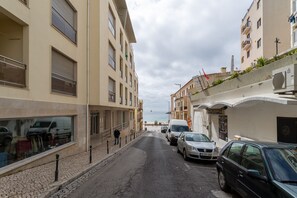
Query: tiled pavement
[[0, 131, 144, 198]]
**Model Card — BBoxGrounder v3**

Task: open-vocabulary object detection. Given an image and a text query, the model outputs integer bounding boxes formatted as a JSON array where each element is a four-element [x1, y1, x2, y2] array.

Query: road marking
[[211, 190, 232, 198], [184, 163, 191, 171]]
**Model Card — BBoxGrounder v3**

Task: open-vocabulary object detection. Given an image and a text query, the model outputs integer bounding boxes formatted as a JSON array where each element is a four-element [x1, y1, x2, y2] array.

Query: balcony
[[120, 96, 123, 104], [108, 91, 115, 102], [0, 55, 26, 88], [52, 73, 76, 96], [241, 39, 251, 50], [241, 21, 251, 35]]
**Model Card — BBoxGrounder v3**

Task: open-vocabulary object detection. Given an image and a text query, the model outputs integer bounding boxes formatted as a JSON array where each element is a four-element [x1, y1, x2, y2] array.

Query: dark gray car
[[217, 141, 297, 198]]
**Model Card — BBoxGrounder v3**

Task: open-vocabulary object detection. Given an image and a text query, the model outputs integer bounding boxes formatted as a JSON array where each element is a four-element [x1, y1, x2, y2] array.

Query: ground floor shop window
[[0, 116, 74, 168], [219, 115, 228, 141], [277, 117, 297, 143]]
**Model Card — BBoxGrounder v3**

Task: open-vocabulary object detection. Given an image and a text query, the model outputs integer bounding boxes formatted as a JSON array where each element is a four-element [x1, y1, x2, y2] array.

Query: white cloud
[[126, 0, 253, 121]]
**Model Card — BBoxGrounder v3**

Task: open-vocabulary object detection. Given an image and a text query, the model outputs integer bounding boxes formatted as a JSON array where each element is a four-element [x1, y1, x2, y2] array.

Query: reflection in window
[[0, 116, 74, 168], [227, 143, 244, 164]]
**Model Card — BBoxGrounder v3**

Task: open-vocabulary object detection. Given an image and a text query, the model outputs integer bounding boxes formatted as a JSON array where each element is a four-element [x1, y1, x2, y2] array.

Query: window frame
[[257, 18, 261, 29], [108, 7, 116, 38], [108, 42, 116, 70], [51, 0, 77, 43]]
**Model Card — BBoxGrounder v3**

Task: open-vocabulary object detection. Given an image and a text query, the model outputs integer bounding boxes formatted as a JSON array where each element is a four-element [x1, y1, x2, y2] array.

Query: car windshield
[[185, 134, 210, 142], [171, 125, 189, 132], [32, 121, 52, 128], [265, 148, 297, 182]]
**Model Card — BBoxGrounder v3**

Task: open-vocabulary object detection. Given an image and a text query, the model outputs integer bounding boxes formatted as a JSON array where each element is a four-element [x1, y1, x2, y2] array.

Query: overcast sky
[[126, 0, 253, 121]]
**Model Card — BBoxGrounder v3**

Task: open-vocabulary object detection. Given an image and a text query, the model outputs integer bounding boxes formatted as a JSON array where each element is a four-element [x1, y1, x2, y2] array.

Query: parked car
[[161, 126, 168, 133], [177, 132, 218, 161], [217, 140, 297, 198], [0, 126, 12, 147], [166, 119, 189, 145]]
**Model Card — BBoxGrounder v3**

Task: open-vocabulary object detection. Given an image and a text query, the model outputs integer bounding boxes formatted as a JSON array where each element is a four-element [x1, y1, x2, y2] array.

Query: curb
[[44, 132, 145, 198]]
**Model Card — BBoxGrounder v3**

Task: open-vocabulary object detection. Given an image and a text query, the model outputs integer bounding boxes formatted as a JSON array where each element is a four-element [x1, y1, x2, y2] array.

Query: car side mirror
[[247, 169, 267, 181], [168, 129, 171, 133]]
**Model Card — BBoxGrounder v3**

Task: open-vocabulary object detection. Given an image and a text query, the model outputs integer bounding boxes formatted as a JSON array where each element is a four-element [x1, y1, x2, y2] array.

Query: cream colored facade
[[0, 0, 139, 174], [240, 0, 290, 70], [89, 0, 138, 148]]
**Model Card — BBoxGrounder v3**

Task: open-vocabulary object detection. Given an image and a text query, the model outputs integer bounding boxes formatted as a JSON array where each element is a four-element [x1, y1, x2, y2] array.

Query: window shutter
[[52, 0, 76, 29], [52, 50, 75, 81]]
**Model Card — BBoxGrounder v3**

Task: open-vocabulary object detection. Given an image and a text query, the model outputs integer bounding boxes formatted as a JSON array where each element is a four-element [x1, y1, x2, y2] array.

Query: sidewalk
[[0, 131, 145, 198]]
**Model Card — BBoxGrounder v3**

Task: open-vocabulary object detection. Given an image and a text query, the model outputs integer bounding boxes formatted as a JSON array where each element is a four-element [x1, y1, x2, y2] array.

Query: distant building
[[240, 0, 291, 70]]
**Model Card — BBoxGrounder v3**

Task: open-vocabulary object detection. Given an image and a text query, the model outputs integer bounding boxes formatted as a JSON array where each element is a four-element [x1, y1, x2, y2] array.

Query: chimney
[[221, 67, 227, 73]]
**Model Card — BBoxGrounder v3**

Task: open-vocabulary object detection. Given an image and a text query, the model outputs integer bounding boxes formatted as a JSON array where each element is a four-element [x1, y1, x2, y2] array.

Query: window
[[119, 83, 123, 104], [129, 92, 132, 106], [277, 117, 297, 143], [108, 77, 116, 102], [125, 87, 128, 105], [241, 56, 244, 63], [247, 50, 250, 58], [241, 145, 266, 176], [227, 143, 244, 164], [257, 38, 261, 48], [108, 7, 115, 37], [257, 0, 260, 9], [247, 33, 250, 39], [125, 42, 128, 60], [294, 29, 297, 47], [52, 0, 77, 43], [120, 31, 123, 52], [120, 57, 123, 78], [51, 49, 77, 96], [257, 18, 261, 29], [108, 43, 116, 69], [134, 80, 136, 91], [219, 115, 228, 141], [129, 73, 132, 87], [125, 65, 128, 83]]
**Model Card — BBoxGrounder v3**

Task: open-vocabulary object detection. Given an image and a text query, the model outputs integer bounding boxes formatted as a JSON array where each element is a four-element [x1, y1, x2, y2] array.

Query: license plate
[[200, 152, 212, 156]]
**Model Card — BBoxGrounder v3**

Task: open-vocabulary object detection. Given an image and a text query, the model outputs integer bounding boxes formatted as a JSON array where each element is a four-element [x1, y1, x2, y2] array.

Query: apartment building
[[0, 0, 138, 174], [170, 80, 195, 128], [240, 0, 290, 70], [88, 0, 138, 148]]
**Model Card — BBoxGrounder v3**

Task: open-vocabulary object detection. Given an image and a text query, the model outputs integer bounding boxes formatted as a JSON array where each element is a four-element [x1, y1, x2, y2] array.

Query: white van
[[26, 117, 72, 141], [166, 119, 189, 145]]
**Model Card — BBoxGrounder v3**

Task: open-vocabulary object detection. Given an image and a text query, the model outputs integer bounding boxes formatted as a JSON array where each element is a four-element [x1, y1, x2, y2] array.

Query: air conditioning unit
[[272, 64, 297, 94]]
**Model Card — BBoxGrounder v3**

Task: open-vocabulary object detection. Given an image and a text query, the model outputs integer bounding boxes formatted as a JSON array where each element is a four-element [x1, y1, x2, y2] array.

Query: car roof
[[182, 132, 204, 135], [230, 140, 297, 149]]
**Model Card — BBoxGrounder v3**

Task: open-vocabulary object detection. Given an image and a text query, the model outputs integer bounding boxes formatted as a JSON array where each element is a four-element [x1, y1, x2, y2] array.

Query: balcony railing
[[241, 39, 251, 50], [120, 96, 123, 104], [0, 55, 26, 88], [108, 91, 116, 102], [241, 21, 251, 35], [52, 73, 76, 96]]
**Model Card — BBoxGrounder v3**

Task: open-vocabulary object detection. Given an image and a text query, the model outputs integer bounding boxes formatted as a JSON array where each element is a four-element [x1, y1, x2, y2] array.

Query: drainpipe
[[86, 0, 90, 151]]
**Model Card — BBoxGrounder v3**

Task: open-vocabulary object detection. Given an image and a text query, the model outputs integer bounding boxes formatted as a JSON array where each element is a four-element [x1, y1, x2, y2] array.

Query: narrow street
[[53, 130, 238, 198]]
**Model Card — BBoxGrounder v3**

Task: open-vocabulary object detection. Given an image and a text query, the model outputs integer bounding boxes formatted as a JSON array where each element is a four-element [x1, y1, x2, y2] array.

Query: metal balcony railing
[[108, 91, 116, 102], [0, 55, 26, 87], [52, 73, 76, 96]]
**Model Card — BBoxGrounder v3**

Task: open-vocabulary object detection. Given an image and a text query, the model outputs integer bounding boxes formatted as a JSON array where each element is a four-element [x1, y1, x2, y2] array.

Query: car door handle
[[238, 171, 244, 178]]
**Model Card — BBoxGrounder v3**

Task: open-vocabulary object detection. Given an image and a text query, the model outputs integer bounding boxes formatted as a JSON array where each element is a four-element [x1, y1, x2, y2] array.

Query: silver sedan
[[177, 132, 218, 161]]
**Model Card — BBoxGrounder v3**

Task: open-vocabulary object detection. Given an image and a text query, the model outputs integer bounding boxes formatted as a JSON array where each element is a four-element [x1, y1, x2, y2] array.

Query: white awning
[[194, 94, 297, 110]]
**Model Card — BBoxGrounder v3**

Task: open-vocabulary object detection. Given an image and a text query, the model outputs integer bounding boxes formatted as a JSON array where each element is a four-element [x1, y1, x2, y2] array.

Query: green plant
[[230, 72, 239, 79], [255, 57, 267, 68], [212, 79, 224, 86]]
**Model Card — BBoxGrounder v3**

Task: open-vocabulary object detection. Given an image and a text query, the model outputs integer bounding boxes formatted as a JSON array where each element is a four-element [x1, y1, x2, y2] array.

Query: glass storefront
[[0, 116, 74, 168]]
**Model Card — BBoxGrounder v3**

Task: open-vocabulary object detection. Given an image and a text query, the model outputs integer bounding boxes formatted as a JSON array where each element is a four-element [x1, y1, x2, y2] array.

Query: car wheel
[[183, 149, 188, 161], [218, 170, 230, 192]]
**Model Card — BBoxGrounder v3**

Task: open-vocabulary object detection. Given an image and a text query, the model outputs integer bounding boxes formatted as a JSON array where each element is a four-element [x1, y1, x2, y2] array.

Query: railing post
[[107, 140, 109, 154], [125, 136, 127, 144], [89, 145, 92, 164], [54, 154, 59, 182], [119, 137, 121, 148]]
